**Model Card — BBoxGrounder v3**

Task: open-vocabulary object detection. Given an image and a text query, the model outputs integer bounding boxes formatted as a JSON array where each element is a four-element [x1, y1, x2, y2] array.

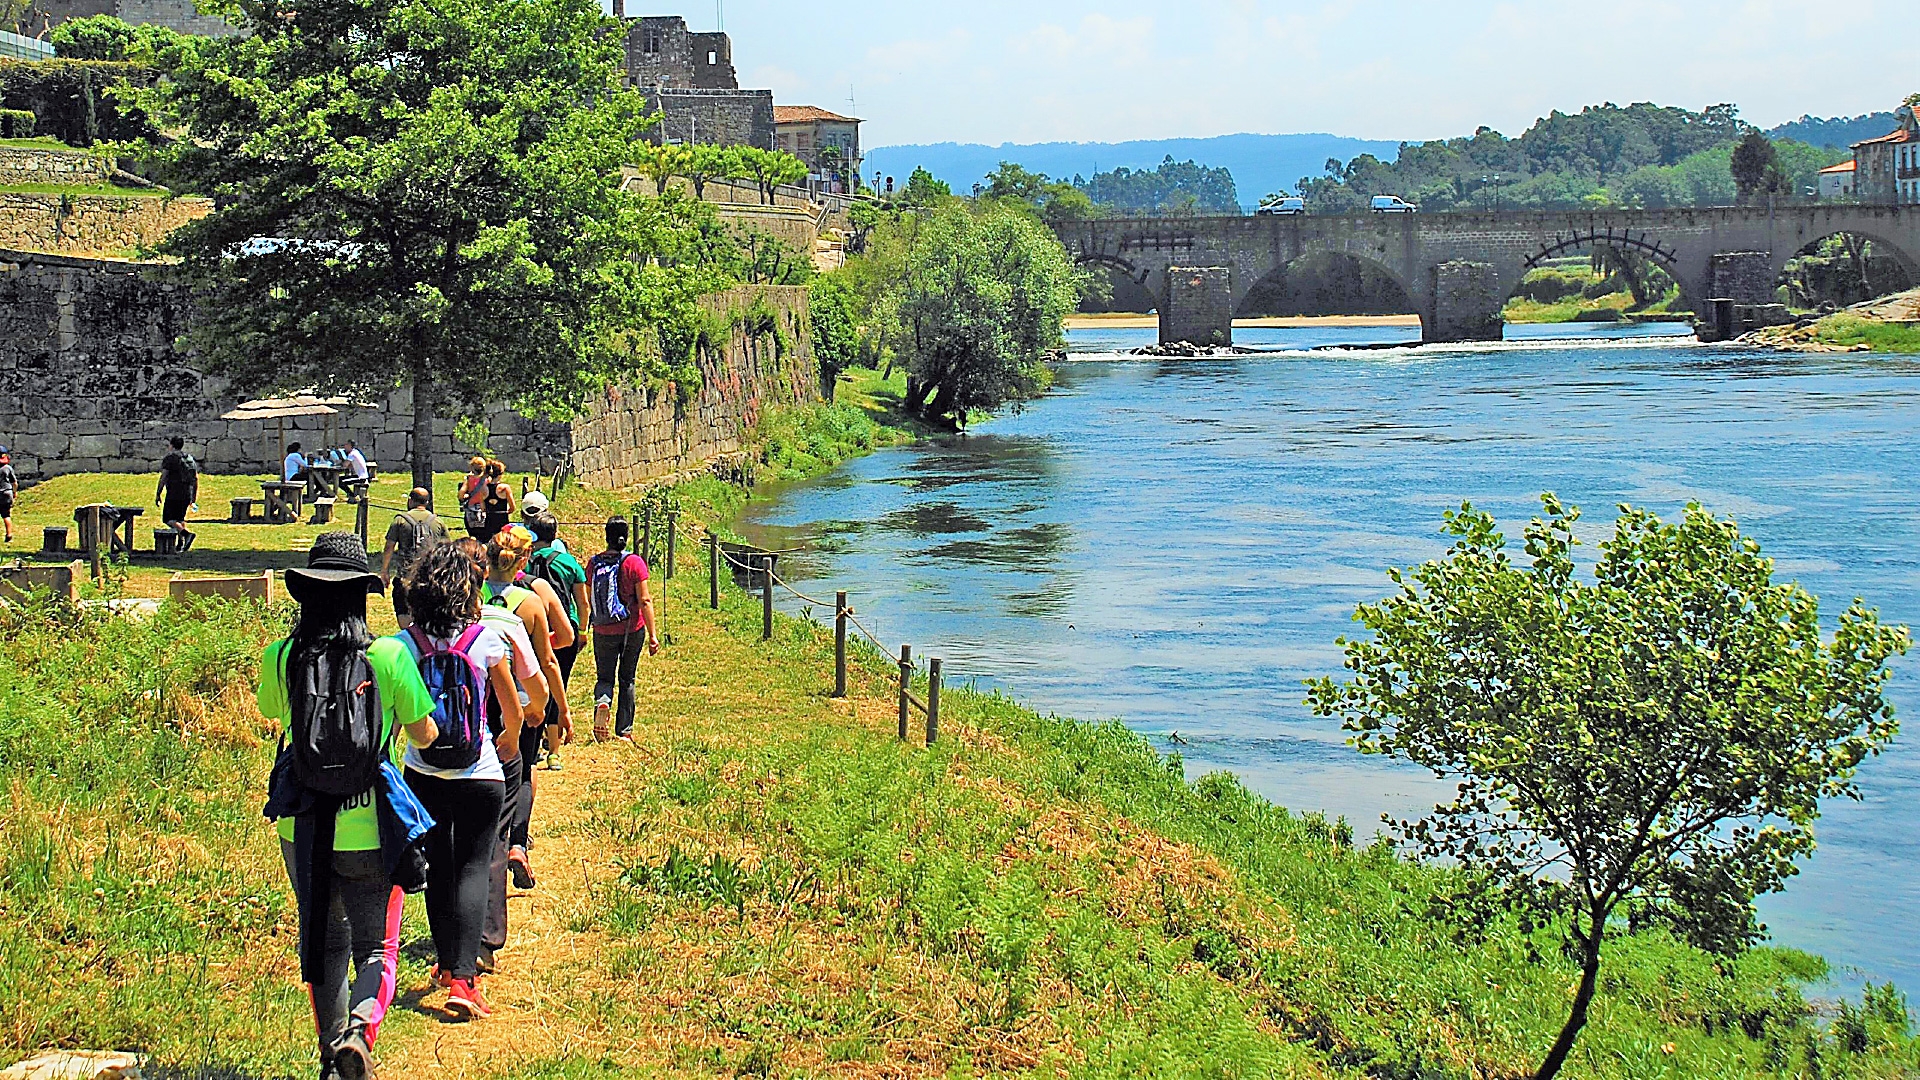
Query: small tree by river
[[1307, 495, 1909, 1080]]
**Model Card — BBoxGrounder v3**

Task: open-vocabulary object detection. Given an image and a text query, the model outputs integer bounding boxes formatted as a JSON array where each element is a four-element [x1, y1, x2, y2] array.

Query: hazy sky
[[677, 0, 1910, 148]]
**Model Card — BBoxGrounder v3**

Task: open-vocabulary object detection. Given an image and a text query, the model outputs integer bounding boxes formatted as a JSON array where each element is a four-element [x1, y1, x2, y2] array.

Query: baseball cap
[[521, 491, 550, 515]]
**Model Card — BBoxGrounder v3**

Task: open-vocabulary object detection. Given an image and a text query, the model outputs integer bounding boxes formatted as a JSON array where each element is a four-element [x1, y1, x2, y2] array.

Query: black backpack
[[527, 548, 577, 627], [393, 512, 439, 576], [284, 644, 387, 798]]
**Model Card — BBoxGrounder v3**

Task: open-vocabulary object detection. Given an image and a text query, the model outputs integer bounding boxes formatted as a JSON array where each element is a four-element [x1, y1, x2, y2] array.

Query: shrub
[[0, 108, 34, 138], [0, 59, 159, 147]]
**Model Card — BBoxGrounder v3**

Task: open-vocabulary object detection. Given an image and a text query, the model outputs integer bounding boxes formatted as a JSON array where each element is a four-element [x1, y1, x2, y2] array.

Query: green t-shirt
[[529, 545, 587, 627], [262, 637, 435, 851]]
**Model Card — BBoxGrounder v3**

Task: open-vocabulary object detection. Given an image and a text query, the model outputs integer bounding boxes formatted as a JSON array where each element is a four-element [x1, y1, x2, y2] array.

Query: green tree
[[681, 143, 744, 200], [735, 145, 808, 205], [982, 161, 1094, 226], [131, 0, 726, 491], [808, 273, 859, 400], [899, 165, 950, 206], [1078, 155, 1240, 215], [635, 141, 695, 195], [895, 203, 1078, 426], [1730, 130, 1786, 203], [1307, 496, 1908, 1080]]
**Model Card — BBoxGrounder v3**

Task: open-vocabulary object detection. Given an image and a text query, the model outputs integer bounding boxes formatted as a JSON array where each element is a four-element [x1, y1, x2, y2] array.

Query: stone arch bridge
[[1052, 206, 1920, 344]]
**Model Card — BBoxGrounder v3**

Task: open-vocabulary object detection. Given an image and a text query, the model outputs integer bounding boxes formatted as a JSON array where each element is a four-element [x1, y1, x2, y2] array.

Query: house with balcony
[[1850, 105, 1919, 205]]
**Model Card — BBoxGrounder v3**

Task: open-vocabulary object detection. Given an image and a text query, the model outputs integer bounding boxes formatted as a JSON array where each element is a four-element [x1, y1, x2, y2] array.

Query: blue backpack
[[403, 624, 489, 770], [589, 552, 632, 627]]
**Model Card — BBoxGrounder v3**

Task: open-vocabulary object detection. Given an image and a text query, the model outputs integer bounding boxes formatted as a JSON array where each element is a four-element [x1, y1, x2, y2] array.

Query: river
[[736, 322, 1920, 991]]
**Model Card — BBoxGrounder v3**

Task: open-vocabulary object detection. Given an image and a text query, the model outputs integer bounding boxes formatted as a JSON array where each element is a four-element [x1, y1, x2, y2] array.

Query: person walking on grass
[[398, 543, 529, 1021], [527, 511, 587, 771], [260, 533, 439, 1080], [380, 488, 450, 630], [474, 462, 514, 543], [588, 516, 659, 743], [0, 446, 16, 544], [463, 531, 557, 967], [155, 436, 199, 537]]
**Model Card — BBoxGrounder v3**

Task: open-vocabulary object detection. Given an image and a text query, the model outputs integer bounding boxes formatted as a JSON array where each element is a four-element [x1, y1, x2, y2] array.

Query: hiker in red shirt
[[586, 516, 659, 742]]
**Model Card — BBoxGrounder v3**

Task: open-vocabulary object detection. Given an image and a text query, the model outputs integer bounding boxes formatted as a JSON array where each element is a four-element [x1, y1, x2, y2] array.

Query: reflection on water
[[739, 321, 1920, 990]]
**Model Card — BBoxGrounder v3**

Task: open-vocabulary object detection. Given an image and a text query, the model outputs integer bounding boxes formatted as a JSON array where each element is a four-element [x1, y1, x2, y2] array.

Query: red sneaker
[[509, 846, 536, 889], [446, 977, 491, 1020]]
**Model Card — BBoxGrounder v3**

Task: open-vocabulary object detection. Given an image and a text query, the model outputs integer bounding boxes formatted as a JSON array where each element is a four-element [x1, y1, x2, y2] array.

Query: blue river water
[[736, 321, 1920, 991]]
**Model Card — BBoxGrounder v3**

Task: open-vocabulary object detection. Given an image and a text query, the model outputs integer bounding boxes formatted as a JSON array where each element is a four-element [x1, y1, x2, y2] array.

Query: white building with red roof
[[1818, 159, 1856, 200], [1850, 105, 1919, 205], [774, 106, 862, 193]]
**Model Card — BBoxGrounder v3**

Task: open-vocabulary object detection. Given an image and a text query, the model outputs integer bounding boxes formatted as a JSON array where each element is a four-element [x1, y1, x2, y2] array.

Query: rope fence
[[702, 524, 944, 745]]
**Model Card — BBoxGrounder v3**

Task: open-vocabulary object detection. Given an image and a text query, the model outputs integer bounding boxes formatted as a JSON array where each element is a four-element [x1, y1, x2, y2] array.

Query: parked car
[[1370, 195, 1418, 213], [1256, 196, 1306, 216]]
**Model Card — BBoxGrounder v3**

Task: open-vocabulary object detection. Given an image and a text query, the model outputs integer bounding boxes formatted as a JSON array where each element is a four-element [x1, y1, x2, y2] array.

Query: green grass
[[4, 472, 1920, 1077], [0, 181, 164, 198], [0, 137, 86, 152], [1809, 313, 1920, 353]]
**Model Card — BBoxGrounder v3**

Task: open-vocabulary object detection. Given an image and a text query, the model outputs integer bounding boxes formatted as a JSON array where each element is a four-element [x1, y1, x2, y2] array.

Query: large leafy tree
[[131, 0, 723, 490], [1308, 496, 1908, 1080], [894, 203, 1078, 426], [1730, 130, 1788, 203]]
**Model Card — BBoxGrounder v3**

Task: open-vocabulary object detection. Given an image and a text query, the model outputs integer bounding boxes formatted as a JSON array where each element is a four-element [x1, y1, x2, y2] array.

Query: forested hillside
[[1768, 112, 1901, 149], [1295, 103, 1846, 212]]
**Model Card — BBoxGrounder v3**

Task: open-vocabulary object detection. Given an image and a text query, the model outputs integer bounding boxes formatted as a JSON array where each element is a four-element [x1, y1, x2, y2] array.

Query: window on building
[[643, 28, 661, 54], [707, 50, 717, 65]]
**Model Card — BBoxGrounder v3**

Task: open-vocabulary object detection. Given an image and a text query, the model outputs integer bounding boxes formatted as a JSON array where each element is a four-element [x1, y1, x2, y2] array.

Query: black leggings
[[405, 771, 503, 981], [593, 631, 644, 737]]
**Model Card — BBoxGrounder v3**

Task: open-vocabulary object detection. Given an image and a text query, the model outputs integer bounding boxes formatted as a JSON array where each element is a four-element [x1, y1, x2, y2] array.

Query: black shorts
[[161, 492, 190, 523], [0, 494, 12, 517], [392, 585, 410, 620]]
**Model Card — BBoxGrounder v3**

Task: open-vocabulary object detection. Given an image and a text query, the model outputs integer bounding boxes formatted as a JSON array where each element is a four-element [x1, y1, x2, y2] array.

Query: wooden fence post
[[708, 533, 720, 610], [759, 555, 773, 641], [355, 497, 371, 547], [897, 644, 912, 741], [665, 511, 678, 580], [927, 658, 942, 746], [834, 591, 849, 699], [642, 514, 654, 569], [89, 504, 103, 585]]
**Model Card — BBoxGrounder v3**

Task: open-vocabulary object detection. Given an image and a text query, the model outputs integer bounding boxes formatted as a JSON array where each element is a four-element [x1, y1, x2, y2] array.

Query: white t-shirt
[[283, 452, 306, 481], [401, 621, 535, 782], [346, 448, 370, 480]]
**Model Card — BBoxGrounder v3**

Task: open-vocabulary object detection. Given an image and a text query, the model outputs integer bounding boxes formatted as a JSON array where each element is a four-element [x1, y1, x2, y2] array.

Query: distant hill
[[1767, 113, 1900, 149], [863, 133, 1406, 213]]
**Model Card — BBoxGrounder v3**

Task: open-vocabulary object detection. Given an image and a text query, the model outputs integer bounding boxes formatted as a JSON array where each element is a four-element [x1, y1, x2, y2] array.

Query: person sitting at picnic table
[[344, 440, 370, 483], [155, 435, 199, 536], [283, 443, 309, 484]]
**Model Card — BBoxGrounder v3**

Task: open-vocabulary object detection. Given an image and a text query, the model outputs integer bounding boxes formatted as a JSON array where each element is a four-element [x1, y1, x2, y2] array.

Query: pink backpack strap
[[453, 622, 487, 654], [404, 624, 432, 656]]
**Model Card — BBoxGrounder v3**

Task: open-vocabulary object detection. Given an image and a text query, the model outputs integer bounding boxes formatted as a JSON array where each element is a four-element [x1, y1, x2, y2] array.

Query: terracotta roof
[[774, 105, 859, 124], [1819, 160, 1857, 173], [1852, 128, 1917, 148]]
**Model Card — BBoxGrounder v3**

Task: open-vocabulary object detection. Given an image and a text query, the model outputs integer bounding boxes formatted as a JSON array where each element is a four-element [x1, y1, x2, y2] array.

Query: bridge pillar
[[1425, 260, 1505, 343], [1161, 266, 1233, 347], [1709, 252, 1775, 304]]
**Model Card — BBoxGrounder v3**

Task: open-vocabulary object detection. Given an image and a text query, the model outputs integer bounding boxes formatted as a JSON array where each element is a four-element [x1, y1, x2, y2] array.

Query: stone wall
[[0, 147, 110, 186], [0, 248, 815, 489], [0, 193, 212, 256], [567, 285, 816, 489], [643, 87, 774, 150], [1429, 260, 1504, 342], [1161, 266, 1232, 346], [1709, 251, 1775, 304]]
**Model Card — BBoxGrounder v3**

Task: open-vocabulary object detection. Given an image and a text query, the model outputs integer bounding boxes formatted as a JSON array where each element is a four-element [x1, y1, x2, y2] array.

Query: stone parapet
[[0, 147, 111, 186], [0, 193, 212, 257]]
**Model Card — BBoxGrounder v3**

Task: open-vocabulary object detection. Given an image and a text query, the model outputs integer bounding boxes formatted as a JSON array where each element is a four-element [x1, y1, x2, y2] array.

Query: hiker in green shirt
[[261, 533, 438, 1080]]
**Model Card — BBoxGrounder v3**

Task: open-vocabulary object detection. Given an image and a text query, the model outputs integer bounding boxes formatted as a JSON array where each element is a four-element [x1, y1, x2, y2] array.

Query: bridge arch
[[1770, 227, 1920, 285], [1504, 228, 1704, 322], [1233, 250, 1416, 322]]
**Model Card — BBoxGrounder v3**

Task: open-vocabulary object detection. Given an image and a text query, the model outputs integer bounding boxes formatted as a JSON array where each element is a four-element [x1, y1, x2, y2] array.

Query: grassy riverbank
[[1744, 312, 1920, 354], [3, 513, 1918, 1078]]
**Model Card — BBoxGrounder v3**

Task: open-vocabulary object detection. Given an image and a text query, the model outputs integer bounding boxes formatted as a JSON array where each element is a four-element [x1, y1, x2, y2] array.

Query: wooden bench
[[230, 497, 258, 523], [41, 526, 68, 554], [261, 482, 304, 524], [153, 528, 194, 556], [309, 497, 337, 525]]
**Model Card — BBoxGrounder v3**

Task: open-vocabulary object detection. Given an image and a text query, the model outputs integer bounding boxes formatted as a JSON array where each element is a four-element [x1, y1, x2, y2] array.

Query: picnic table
[[72, 504, 144, 557], [260, 481, 306, 524], [306, 462, 342, 500]]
